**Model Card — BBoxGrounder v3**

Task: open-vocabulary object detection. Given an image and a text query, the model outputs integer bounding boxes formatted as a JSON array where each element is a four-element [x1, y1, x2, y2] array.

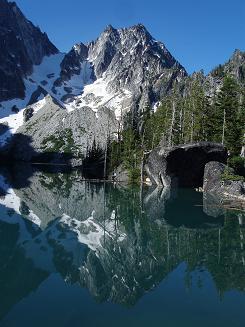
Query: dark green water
[[0, 166, 244, 327]]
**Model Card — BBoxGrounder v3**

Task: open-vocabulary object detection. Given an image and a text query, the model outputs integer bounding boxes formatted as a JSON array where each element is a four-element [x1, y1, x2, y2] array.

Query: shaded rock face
[[203, 161, 245, 208], [108, 164, 129, 183], [0, 0, 58, 101], [146, 142, 227, 188]]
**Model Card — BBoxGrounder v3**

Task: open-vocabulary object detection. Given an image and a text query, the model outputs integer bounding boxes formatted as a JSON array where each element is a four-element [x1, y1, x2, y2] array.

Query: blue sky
[[15, 0, 244, 74]]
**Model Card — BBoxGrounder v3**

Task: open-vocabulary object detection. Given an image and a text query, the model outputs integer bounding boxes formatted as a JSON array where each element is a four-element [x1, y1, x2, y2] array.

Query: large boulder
[[203, 161, 245, 208], [145, 142, 227, 188]]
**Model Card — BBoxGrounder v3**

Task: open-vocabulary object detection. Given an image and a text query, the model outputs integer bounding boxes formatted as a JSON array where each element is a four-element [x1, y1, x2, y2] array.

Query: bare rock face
[[203, 161, 245, 208], [146, 142, 227, 188], [9, 95, 118, 165], [108, 164, 129, 183]]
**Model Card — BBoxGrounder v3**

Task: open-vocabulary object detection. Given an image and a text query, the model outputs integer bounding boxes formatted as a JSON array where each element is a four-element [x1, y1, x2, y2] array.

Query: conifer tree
[[215, 76, 243, 154]]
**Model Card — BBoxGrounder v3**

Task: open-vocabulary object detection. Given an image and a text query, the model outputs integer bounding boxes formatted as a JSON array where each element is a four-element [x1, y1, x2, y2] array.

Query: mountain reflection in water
[[0, 165, 244, 327]]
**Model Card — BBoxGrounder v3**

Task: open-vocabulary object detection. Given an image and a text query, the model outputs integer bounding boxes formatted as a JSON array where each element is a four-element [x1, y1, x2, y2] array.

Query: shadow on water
[[0, 164, 244, 324]]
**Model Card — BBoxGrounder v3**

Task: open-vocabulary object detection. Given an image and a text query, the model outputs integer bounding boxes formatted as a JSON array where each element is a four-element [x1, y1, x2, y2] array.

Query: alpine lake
[[0, 164, 244, 327]]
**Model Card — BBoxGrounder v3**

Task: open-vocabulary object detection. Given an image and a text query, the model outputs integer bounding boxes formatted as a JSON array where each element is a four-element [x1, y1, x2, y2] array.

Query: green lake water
[[0, 166, 244, 327]]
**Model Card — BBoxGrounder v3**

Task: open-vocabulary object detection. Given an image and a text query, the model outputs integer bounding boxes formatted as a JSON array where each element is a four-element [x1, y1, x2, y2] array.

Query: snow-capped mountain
[[0, 0, 187, 159], [53, 24, 186, 118], [1, 0, 243, 164]]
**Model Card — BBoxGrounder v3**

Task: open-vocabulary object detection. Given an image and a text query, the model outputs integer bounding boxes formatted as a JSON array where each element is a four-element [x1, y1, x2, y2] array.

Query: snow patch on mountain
[[0, 53, 66, 145], [71, 77, 133, 119], [0, 51, 121, 144], [0, 23, 188, 153], [30, 53, 65, 88]]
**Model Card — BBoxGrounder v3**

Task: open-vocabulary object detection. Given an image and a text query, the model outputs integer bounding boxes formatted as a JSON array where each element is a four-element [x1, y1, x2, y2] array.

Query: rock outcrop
[[23, 106, 34, 122], [175, 49, 245, 103], [203, 161, 245, 208], [146, 142, 227, 188]]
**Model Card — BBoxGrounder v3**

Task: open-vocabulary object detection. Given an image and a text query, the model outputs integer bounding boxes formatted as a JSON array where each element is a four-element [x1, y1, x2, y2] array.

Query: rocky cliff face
[[0, 0, 58, 102], [90, 24, 186, 106], [201, 49, 245, 98]]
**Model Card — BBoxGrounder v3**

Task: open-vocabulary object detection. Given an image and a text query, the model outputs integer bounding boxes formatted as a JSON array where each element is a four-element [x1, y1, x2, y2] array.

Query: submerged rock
[[146, 142, 227, 188]]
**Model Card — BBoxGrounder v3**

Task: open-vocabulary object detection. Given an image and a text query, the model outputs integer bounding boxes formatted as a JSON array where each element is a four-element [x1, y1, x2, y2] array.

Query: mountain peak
[[231, 48, 245, 60], [104, 24, 115, 32], [73, 42, 87, 54], [102, 23, 151, 38], [131, 23, 148, 31]]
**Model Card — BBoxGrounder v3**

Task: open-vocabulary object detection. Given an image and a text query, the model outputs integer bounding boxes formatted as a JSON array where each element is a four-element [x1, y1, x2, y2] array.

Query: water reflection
[[0, 165, 244, 321]]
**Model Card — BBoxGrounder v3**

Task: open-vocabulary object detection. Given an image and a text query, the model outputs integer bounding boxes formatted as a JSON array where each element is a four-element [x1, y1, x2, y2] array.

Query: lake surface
[[0, 165, 244, 327]]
